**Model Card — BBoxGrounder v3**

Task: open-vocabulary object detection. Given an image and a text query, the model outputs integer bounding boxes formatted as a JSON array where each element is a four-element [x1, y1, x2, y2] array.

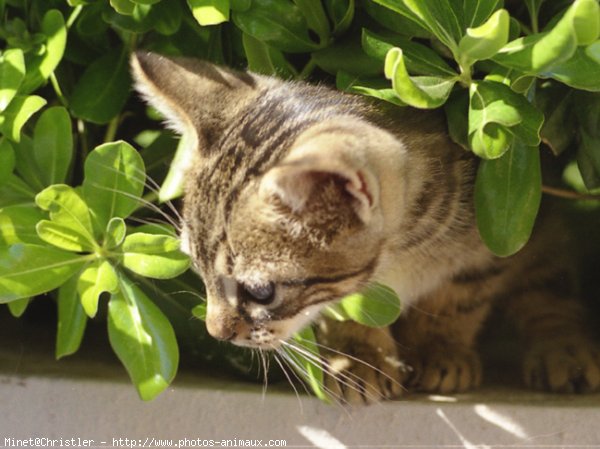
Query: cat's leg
[[391, 294, 492, 394], [504, 288, 600, 393], [315, 318, 405, 404]]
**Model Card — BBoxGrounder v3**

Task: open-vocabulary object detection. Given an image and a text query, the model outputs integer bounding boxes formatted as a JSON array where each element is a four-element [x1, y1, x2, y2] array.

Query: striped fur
[[132, 52, 600, 401]]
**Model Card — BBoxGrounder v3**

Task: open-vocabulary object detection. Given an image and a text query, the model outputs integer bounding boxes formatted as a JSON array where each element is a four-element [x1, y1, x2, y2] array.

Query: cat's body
[[132, 52, 600, 403]]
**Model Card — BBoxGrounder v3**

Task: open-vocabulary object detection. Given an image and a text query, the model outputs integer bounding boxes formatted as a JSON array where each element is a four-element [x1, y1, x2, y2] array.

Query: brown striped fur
[[132, 52, 600, 402]]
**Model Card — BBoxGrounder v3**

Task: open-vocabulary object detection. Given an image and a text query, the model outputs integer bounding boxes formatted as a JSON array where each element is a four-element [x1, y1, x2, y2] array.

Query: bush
[[1, 0, 599, 400]]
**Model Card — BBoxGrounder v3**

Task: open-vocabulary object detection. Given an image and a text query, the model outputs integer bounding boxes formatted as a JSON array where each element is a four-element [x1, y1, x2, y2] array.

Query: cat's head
[[131, 52, 407, 349]]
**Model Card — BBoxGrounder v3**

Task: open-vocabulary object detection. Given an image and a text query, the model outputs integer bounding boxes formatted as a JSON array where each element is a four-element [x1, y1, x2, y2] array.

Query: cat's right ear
[[130, 52, 258, 150]]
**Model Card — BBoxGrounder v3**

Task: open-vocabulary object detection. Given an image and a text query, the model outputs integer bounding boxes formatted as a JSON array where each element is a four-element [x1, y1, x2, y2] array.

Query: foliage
[[1, 0, 599, 401]]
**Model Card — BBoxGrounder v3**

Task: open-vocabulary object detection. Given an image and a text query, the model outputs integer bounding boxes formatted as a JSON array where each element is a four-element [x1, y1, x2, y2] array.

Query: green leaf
[[286, 326, 328, 402], [362, 29, 456, 76], [103, 3, 156, 33], [375, 0, 463, 49], [242, 33, 277, 75], [108, 274, 179, 401], [232, 0, 321, 53], [458, 0, 502, 28], [337, 283, 401, 328], [191, 303, 207, 320], [69, 48, 131, 124], [468, 80, 543, 159], [0, 95, 47, 142], [78, 260, 118, 317], [82, 141, 145, 230], [0, 48, 25, 112], [444, 89, 469, 150], [0, 204, 44, 245], [7, 297, 29, 317], [0, 138, 15, 187], [105, 217, 127, 249], [35, 184, 97, 251], [325, 0, 354, 36], [188, 0, 230, 25], [158, 133, 191, 202], [336, 71, 405, 106], [363, 1, 430, 38], [0, 244, 90, 303], [33, 106, 73, 186], [313, 38, 381, 77], [122, 233, 190, 279], [110, 0, 136, 15], [542, 46, 600, 92], [0, 175, 36, 208], [151, 0, 183, 35], [494, 0, 600, 73], [56, 275, 87, 359], [475, 140, 542, 257], [294, 0, 330, 45], [458, 9, 509, 64], [385, 48, 455, 109], [20, 10, 67, 93]]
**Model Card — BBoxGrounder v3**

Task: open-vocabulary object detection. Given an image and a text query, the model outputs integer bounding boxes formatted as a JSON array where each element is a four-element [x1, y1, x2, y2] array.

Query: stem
[[298, 58, 317, 80], [531, 13, 539, 34], [50, 73, 68, 107], [77, 119, 89, 162], [542, 185, 600, 201], [104, 115, 120, 143], [66, 5, 83, 29]]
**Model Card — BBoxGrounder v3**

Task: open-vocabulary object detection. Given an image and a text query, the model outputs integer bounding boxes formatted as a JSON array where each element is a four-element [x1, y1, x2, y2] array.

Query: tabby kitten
[[131, 51, 600, 403]]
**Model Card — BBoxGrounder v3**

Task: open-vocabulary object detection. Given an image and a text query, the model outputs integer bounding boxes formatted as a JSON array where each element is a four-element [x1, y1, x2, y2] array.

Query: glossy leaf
[[313, 39, 381, 76], [458, 9, 509, 64], [191, 303, 207, 321], [188, 0, 230, 25], [494, 0, 600, 73], [110, 0, 136, 14], [70, 48, 131, 124], [542, 46, 600, 92], [286, 326, 328, 402], [338, 283, 402, 328], [105, 217, 127, 249], [33, 107, 73, 186], [362, 29, 455, 76], [0, 204, 44, 245], [475, 141, 542, 257], [7, 297, 30, 318], [158, 133, 192, 202], [21, 10, 67, 93], [0, 95, 47, 142], [294, 0, 330, 45], [468, 80, 543, 159], [325, 0, 354, 35], [78, 260, 119, 317], [0, 175, 36, 208], [82, 141, 145, 230], [108, 274, 179, 401], [0, 244, 90, 302], [385, 48, 455, 109], [232, 0, 320, 53], [12, 135, 45, 193], [0, 138, 15, 187], [56, 275, 87, 359], [336, 71, 405, 106], [122, 233, 190, 279], [35, 185, 96, 251], [242, 33, 277, 75], [445, 89, 470, 150], [0, 48, 25, 112]]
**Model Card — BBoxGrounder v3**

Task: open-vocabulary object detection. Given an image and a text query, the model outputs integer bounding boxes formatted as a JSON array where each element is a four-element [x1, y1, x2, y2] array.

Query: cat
[[131, 51, 600, 404]]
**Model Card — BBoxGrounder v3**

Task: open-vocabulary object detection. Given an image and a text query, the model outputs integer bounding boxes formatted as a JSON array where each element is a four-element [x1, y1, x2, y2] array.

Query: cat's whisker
[[277, 346, 353, 412], [272, 352, 305, 413], [279, 339, 386, 405], [291, 335, 406, 394], [258, 348, 269, 400]]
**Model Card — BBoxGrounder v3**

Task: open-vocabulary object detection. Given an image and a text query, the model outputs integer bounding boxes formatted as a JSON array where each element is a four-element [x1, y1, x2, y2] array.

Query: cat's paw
[[523, 336, 600, 393], [404, 343, 482, 394], [323, 344, 406, 405]]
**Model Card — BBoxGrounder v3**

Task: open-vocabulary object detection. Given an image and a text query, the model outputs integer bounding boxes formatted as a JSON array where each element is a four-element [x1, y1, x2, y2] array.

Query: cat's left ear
[[130, 51, 259, 151], [259, 132, 379, 223]]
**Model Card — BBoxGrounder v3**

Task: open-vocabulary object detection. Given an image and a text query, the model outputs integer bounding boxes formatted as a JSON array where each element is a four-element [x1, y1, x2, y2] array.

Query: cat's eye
[[238, 282, 275, 305]]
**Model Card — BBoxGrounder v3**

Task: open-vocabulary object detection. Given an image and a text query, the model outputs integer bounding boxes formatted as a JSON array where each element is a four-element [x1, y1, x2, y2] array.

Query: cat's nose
[[205, 301, 239, 341]]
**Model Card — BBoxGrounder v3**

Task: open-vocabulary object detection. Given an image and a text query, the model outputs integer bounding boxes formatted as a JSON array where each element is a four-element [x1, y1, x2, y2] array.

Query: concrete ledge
[[2, 310, 600, 448]]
